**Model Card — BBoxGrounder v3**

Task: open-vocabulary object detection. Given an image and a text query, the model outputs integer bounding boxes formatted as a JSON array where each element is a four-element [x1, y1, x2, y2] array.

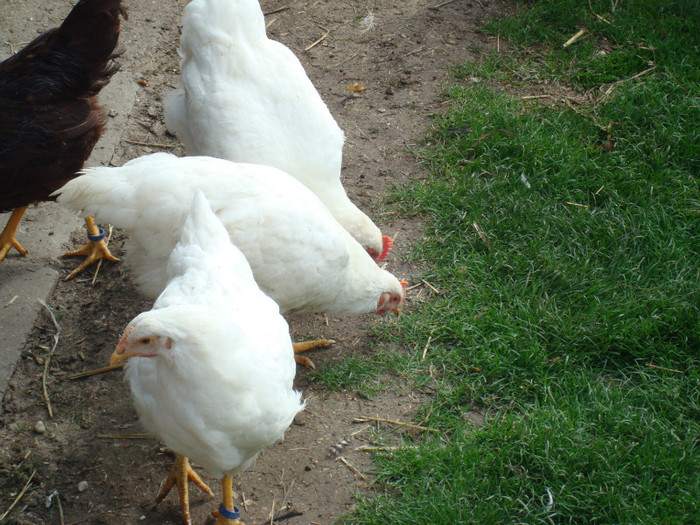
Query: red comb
[[377, 235, 393, 262]]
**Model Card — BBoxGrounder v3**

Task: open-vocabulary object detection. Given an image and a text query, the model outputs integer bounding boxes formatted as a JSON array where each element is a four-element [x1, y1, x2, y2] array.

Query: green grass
[[334, 1, 699, 523]]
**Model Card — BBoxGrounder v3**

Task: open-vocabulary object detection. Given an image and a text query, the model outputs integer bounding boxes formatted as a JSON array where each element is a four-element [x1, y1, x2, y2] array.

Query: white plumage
[[164, 0, 392, 262], [112, 192, 303, 521], [55, 153, 406, 316]]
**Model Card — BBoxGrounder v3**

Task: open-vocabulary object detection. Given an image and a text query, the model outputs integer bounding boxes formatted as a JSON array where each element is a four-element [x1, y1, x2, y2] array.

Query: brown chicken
[[0, 0, 126, 278]]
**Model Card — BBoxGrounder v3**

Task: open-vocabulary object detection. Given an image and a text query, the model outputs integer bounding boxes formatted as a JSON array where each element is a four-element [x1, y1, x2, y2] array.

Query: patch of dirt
[[0, 0, 504, 523]]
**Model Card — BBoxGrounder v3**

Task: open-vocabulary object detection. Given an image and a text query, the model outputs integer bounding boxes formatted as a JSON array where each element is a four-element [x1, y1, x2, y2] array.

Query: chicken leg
[[61, 216, 119, 280], [154, 453, 214, 525], [212, 475, 244, 525], [0, 207, 29, 261], [293, 339, 335, 369]]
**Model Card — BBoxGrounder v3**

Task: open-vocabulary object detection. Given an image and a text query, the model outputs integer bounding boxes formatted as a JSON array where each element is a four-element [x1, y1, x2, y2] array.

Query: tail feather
[[171, 191, 255, 282], [53, 166, 139, 229], [0, 0, 126, 103], [181, 191, 230, 250]]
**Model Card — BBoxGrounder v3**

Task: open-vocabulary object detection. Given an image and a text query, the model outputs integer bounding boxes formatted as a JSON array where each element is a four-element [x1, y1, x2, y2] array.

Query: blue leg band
[[87, 227, 106, 242], [218, 503, 240, 519]]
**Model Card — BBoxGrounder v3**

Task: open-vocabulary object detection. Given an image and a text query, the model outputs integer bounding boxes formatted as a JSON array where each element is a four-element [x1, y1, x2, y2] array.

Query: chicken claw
[[154, 454, 214, 525], [0, 207, 29, 262], [292, 339, 335, 369], [61, 216, 119, 280]]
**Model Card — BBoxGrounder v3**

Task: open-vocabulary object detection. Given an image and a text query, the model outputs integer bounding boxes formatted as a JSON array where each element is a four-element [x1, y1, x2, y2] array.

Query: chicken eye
[[139, 337, 151, 345]]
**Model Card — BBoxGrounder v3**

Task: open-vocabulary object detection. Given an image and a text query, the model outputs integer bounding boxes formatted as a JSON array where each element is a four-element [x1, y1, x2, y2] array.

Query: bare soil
[[0, 1, 505, 523]]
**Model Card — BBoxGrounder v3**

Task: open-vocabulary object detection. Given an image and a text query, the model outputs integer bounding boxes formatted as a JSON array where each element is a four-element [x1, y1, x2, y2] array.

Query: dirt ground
[[0, 1, 505, 523]]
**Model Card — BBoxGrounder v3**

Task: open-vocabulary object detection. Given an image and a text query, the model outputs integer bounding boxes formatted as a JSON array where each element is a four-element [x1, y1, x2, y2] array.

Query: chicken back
[[0, 0, 125, 212]]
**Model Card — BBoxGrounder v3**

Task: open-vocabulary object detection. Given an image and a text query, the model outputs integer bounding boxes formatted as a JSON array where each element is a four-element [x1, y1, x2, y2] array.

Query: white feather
[[55, 153, 404, 315], [123, 192, 303, 478], [164, 0, 385, 255]]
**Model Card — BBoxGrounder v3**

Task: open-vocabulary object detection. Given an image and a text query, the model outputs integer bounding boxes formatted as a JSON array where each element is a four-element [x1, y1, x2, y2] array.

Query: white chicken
[[164, 0, 393, 262], [110, 191, 304, 525], [55, 153, 406, 317]]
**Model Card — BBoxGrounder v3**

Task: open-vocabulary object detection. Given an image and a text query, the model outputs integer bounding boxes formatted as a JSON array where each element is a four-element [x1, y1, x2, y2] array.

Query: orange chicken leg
[[293, 339, 335, 369], [154, 454, 214, 525], [61, 216, 119, 279], [212, 475, 244, 525], [0, 207, 29, 261]]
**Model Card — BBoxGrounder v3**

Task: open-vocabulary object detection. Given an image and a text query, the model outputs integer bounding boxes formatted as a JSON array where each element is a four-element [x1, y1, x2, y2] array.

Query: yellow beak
[[109, 349, 132, 367], [109, 326, 134, 366]]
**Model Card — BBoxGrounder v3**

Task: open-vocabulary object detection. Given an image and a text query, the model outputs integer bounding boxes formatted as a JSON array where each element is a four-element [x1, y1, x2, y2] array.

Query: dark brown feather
[[0, 0, 126, 212]]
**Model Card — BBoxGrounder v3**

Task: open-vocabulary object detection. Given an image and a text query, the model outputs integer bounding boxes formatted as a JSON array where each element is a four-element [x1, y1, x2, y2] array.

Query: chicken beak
[[109, 349, 131, 367], [391, 308, 402, 317], [109, 327, 134, 366]]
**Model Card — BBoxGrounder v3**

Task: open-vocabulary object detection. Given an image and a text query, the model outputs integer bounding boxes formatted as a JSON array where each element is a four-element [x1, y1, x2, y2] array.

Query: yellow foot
[[0, 207, 28, 262], [292, 339, 335, 369], [154, 454, 214, 525], [61, 239, 119, 280], [0, 236, 27, 261]]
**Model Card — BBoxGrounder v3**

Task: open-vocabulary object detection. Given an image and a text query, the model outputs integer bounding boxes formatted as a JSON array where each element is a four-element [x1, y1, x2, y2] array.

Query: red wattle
[[378, 235, 393, 262]]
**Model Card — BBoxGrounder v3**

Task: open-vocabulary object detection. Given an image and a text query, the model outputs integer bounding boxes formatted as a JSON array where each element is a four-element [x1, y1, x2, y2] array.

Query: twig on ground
[[124, 140, 176, 149], [665, 69, 688, 92], [57, 492, 65, 525], [351, 424, 371, 437], [336, 456, 367, 479], [421, 335, 433, 360], [429, 0, 458, 10], [5, 40, 29, 54], [39, 300, 60, 418], [96, 433, 152, 439], [403, 45, 425, 58], [588, 0, 611, 24], [564, 97, 608, 131], [647, 363, 684, 374], [600, 65, 657, 102], [473, 221, 492, 251], [333, 50, 359, 67], [521, 94, 552, 100], [354, 416, 439, 433], [67, 362, 126, 380], [305, 30, 330, 51], [610, 65, 657, 88], [565, 202, 589, 208], [4, 294, 18, 307], [356, 445, 419, 452], [263, 5, 290, 15], [0, 470, 36, 521], [266, 508, 303, 524], [420, 279, 440, 295], [563, 28, 588, 47], [91, 225, 114, 285]]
